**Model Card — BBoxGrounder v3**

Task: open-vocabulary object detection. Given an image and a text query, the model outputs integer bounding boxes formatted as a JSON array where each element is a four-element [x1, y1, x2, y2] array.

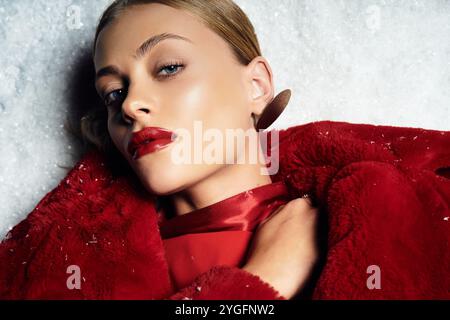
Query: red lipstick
[[128, 127, 177, 160]]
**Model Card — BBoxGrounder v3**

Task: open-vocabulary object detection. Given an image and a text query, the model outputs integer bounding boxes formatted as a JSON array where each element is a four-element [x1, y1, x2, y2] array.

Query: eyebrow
[[95, 32, 192, 82]]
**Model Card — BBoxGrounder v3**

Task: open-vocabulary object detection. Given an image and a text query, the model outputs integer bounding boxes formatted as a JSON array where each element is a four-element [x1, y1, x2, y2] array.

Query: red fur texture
[[1, 121, 449, 299]]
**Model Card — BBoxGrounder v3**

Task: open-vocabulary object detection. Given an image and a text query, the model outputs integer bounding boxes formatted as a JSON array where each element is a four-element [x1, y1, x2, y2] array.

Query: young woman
[[91, 0, 320, 299]]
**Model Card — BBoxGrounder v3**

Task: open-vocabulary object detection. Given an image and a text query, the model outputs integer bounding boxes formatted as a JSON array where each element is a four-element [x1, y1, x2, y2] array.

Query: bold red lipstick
[[128, 127, 177, 160]]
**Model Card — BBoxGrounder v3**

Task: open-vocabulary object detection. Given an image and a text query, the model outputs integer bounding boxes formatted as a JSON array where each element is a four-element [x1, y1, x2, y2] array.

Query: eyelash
[[102, 62, 185, 108], [157, 61, 185, 79]]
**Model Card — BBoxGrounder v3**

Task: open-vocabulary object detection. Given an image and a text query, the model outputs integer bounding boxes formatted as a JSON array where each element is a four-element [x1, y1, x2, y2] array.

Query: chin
[[132, 152, 225, 196], [135, 165, 189, 196]]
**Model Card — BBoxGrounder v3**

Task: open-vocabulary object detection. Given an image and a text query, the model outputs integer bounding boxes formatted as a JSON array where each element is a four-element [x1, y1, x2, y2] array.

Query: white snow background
[[1, 0, 449, 240]]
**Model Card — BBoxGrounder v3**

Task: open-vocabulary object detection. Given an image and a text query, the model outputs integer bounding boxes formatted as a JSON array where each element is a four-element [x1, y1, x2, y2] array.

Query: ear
[[244, 56, 275, 121]]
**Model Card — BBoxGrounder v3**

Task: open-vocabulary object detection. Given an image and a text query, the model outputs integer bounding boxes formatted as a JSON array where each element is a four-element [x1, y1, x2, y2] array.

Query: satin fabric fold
[[158, 181, 292, 239]]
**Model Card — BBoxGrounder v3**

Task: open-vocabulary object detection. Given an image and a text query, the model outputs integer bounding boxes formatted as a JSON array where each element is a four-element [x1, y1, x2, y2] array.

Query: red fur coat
[[1, 121, 449, 299]]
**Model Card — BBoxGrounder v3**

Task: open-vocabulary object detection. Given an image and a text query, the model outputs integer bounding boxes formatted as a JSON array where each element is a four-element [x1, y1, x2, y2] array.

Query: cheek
[[167, 69, 250, 131]]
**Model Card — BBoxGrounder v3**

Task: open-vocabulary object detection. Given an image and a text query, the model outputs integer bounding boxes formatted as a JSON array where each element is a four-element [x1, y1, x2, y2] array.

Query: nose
[[121, 84, 153, 124], [121, 100, 151, 124]]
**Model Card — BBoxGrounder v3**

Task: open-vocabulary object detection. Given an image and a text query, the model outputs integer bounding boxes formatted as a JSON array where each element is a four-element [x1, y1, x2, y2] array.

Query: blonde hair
[[79, 0, 263, 161]]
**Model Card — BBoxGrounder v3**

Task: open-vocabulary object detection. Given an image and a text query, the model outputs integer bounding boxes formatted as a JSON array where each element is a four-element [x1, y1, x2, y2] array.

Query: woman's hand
[[242, 197, 319, 299]]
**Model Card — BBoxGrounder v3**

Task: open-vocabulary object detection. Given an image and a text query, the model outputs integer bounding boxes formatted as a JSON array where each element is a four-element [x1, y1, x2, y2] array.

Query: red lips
[[128, 127, 177, 160]]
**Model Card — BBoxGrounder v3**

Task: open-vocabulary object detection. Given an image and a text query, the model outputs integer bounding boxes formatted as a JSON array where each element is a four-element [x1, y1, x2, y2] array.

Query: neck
[[170, 150, 273, 217]]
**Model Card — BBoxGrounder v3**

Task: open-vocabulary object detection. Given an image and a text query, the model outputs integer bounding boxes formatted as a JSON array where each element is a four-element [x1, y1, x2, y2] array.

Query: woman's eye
[[104, 89, 126, 107], [158, 64, 184, 78]]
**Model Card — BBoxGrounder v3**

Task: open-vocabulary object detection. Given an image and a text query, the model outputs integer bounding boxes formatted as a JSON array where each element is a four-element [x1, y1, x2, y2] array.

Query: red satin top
[[157, 181, 292, 290]]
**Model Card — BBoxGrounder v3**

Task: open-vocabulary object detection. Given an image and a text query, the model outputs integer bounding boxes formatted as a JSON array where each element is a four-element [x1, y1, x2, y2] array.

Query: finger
[[300, 193, 314, 207]]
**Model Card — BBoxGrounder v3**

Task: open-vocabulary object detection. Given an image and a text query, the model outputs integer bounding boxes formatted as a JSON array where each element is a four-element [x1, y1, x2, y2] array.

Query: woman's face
[[94, 4, 265, 195]]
